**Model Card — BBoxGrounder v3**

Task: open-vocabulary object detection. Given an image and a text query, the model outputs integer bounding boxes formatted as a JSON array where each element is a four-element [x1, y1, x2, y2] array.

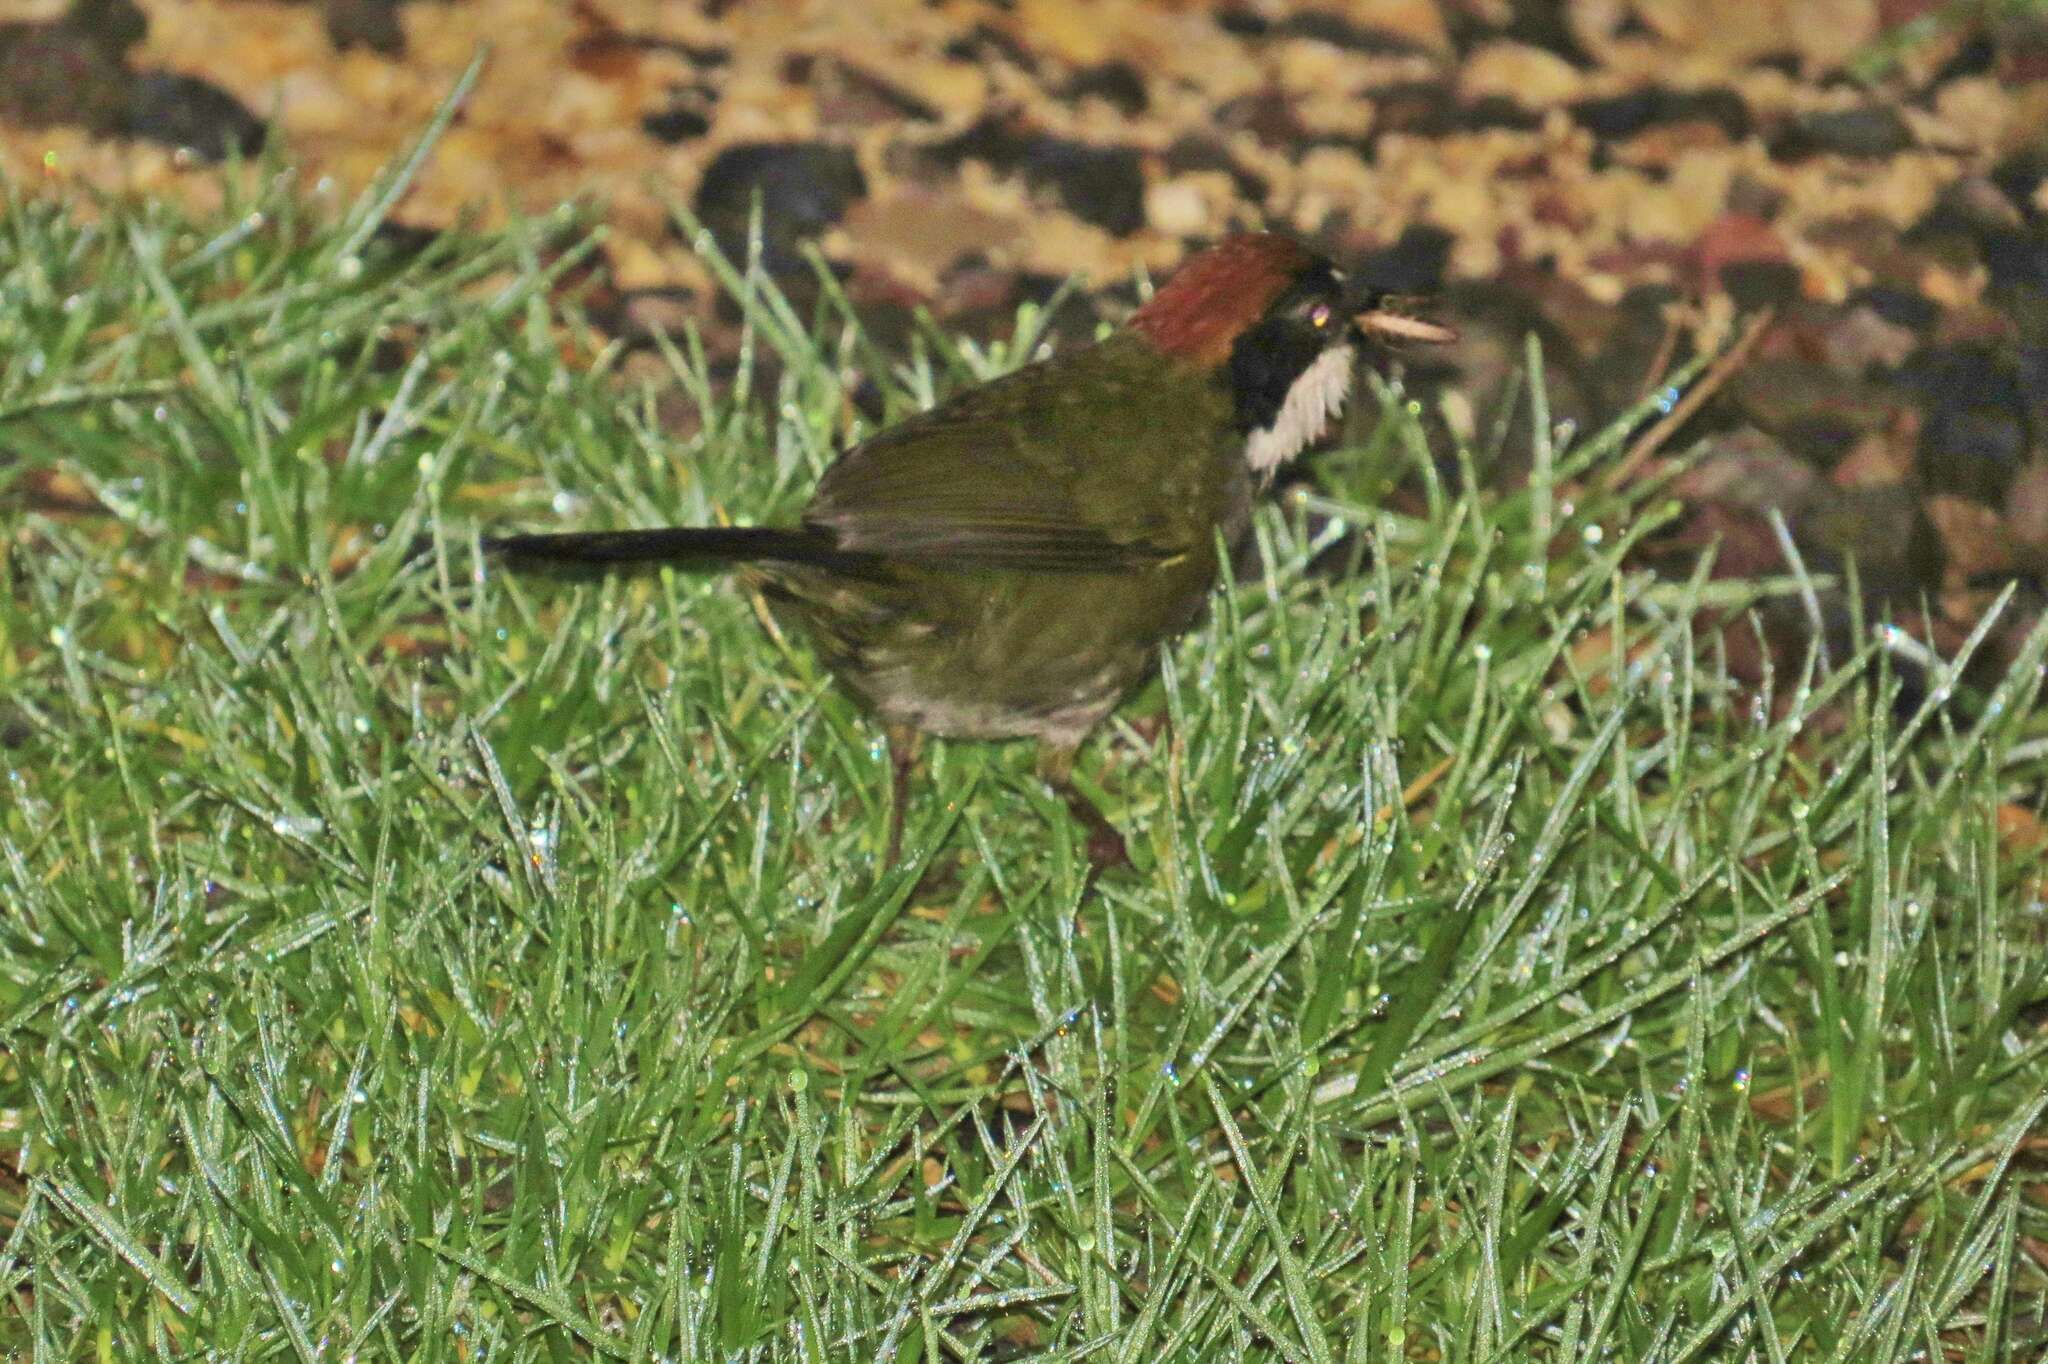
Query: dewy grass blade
[[1205, 1073, 1335, 1364], [1667, 1153, 1926, 1364], [327, 49, 487, 268], [423, 1241, 629, 1358], [1340, 864, 1853, 1124], [1348, 756, 1520, 1101], [39, 1177, 200, 1318], [127, 222, 234, 419]]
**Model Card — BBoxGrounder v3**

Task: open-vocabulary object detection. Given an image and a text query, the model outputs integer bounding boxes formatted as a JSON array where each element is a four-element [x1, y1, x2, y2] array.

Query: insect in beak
[[1353, 305, 1459, 346]]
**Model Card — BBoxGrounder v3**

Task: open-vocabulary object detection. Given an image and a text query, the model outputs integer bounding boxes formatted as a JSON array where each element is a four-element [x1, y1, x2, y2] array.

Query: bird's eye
[[1309, 303, 1332, 328]]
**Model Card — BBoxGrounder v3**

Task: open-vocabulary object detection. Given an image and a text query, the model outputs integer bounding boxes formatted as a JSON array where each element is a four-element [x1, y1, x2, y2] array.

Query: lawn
[[3, 109, 2046, 1360]]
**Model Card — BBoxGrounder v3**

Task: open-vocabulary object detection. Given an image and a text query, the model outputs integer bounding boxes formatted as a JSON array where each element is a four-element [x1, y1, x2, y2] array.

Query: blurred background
[[6, 0, 2048, 664]]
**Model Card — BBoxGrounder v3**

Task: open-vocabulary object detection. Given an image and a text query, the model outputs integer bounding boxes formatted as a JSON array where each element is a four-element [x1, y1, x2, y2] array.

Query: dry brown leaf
[[1830, 413, 1919, 489], [1012, 0, 1113, 64], [1634, 0, 1790, 63], [1925, 493, 2014, 584], [1785, 0, 1881, 77], [2006, 460, 2048, 552], [1997, 805, 2047, 857], [1566, 0, 1632, 58], [1461, 41, 1586, 107], [1336, 0, 1454, 54]]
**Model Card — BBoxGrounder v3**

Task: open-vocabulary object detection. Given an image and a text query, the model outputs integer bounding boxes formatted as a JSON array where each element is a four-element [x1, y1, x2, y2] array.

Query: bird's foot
[[882, 725, 921, 872], [1085, 820, 1132, 873], [1055, 782, 1131, 873], [1037, 742, 1132, 874]]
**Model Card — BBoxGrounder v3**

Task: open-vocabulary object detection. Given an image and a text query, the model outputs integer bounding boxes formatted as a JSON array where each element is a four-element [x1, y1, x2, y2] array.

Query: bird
[[487, 233, 1456, 867]]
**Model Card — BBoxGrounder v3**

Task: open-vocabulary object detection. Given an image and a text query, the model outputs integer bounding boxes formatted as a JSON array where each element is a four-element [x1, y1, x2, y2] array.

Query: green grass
[[4, 112, 2047, 1360], [1850, 0, 2048, 81]]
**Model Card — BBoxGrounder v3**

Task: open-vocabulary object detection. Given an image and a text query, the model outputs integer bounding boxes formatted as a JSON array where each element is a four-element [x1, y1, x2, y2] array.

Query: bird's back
[[770, 332, 1249, 744]]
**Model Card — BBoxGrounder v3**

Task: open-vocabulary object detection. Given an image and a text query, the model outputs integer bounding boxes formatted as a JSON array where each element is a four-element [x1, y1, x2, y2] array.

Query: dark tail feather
[[484, 525, 879, 575]]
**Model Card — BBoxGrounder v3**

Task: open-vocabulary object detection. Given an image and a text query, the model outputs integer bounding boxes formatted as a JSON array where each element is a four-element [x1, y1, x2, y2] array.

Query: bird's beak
[[1353, 303, 1459, 346]]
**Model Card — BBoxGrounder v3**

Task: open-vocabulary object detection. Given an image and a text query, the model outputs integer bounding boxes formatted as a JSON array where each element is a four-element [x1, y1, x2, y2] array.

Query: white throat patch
[[1244, 343, 1354, 474]]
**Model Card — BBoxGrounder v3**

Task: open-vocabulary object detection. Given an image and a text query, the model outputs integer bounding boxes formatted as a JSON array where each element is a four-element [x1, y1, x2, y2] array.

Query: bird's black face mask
[[1228, 260, 1352, 426]]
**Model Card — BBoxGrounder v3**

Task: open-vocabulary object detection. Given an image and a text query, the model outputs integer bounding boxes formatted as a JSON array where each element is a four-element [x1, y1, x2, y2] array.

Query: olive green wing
[[804, 343, 1206, 573]]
